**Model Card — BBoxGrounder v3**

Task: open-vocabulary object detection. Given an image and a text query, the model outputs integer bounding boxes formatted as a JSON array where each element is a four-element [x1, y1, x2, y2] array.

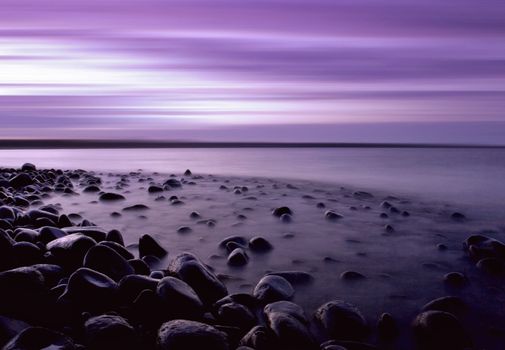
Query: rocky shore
[[0, 164, 504, 349]]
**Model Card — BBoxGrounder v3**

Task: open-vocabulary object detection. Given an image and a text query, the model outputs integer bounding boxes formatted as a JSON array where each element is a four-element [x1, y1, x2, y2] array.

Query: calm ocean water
[[1, 147, 505, 216]]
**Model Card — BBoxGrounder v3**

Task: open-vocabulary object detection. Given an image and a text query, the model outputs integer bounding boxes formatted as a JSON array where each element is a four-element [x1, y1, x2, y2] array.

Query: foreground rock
[[412, 311, 471, 350], [84, 314, 137, 350], [315, 300, 368, 341], [253, 275, 294, 303], [3, 327, 76, 350], [157, 320, 229, 350]]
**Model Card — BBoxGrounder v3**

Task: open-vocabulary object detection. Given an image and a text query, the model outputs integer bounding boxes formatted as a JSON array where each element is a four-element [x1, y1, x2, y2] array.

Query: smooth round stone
[[21, 163, 36, 171], [83, 185, 101, 193], [3, 327, 76, 350], [253, 275, 294, 303], [84, 244, 134, 282], [184, 169, 192, 176], [239, 325, 276, 349], [157, 277, 204, 319], [177, 226, 192, 234], [128, 259, 151, 275], [189, 211, 201, 219], [148, 185, 164, 193], [168, 253, 228, 305], [340, 271, 366, 281], [217, 302, 256, 330], [38, 226, 66, 244], [279, 213, 292, 223], [464, 234, 505, 260], [476, 257, 505, 274], [444, 272, 467, 287], [9, 173, 34, 189], [450, 212, 466, 221], [12, 241, 43, 266], [139, 234, 167, 259], [272, 207, 293, 217], [325, 210, 343, 221], [119, 274, 159, 303], [421, 296, 466, 316], [412, 311, 471, 350], [99, 241, 134, 260], [219, 236, 248, 248], [105, 229, 124, 246], [249, 236, 273, 252], [264, 301, 308, 324], [377, 313, 397, 339], [314, 300, 368, 341], [61, 268, 118, 312], [84, 314, 137, 350], [99, 192, 125, 201], [228, 248, 249, 266], [157, 320, 229, 350], [164, 179, 182, 188], [122, 204, 149, 211], [0, 315, 30, 347]]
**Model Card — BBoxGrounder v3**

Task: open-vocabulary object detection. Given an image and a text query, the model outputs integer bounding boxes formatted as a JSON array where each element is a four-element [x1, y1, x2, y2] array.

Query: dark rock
[[321, 340, 377, 350], [264, 302, 316, 350], [9, 173, 34, 189], [377, 313, 397, 339], [272, 207, 292, 217], [164, 178, 182, 188], [105, 229, 124, 246], [99, 241, 133, 260], [38, 226, 66, 244], [325, 210, 343, 221], [253, 275, 294, 303], [228, 248, 249, 266], [189, 211, 201, 219], [217, 302, 256, 330], [3, 327, 76, 350], [84, 314, 137, 350], [60, 268, 118, 313], [0, 315, 30, 347], [31, 263, 64, 288], [157, 320, 229, 350], [177, 226, 192, 234], [150, 270, 164, 279], [353, 191, 374, 199], [421, 296, 466, 316], [142, 255, 161, 268], [83, 185, 101, 193], [131, 289, 164, 327], [314, 300, 368, 341], [279, 214, 292, 223], [249, 236, 273, 252], [476, 257, 505, 274], [123, 204, 149, 211], [128, 259, 151, 275], [443, 272, 467, 287], [168, 253, 228, 305], [12, 241, 43, 266], [21, 163, 36, 171], [84, 244, 134, 282], [463, 234, 505, 260], [157, 276, 204, 319], [184, 169, 192, 176], [139, 234, 167, 259], [340, 271, 366, 281], [264, 301, 308, 325], [450, 212, 466, 221], [412, 311, 471, 350], [119, 274, 159, 303], [219, 236, 248, 248], [213, 293, 258, 312], [239, 325, 277, 350], [0, 267, 48, 321], [99, 192, 125, 201]]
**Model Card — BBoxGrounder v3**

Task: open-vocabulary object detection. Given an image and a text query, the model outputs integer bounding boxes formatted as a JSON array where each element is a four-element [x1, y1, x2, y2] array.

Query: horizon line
[[0, 139, 504, 149]]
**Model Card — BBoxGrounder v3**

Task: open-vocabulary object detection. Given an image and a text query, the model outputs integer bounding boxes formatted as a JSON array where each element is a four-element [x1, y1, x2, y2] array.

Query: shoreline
[[0, 163, 504, 349]]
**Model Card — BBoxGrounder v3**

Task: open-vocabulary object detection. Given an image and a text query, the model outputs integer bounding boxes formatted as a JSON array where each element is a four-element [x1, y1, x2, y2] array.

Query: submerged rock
[[272, 207, 292, 217], [139, 234, 167, 259], [99, 192, 125, 201]]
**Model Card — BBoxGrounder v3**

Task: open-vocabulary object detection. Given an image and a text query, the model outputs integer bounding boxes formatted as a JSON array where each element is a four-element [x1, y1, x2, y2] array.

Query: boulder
[[157, 320, 228, 350], [314, 300, 368, 341], [253, 275, 294, 303]]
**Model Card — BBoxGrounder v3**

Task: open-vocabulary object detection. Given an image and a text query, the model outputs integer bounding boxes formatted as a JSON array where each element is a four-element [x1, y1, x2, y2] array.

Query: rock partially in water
[[99, 192, 125, 201], [412, 311, 471, 350], [253, 275, 294, 303], [314, 300, 368, 341], [464, 234, 505, 260], [139, 234, 167, 259], [272, 206, 292, 217], [421, 296, 466, 316], [157, 320, 229, 350], [476, 257, 505, 274], [249, 236, 273, 252], [325, 210, 344, 221], [84, 314, 137, 350], [266, 271, 313, 285], [228, 248, 249, 266], [377, 312, 397, 339], [168, 253, 228, 305], [443, 272, 467, 287], [239, 325, 277, 350], [340, 271, 366, 281], [216, 302, 256, 330]]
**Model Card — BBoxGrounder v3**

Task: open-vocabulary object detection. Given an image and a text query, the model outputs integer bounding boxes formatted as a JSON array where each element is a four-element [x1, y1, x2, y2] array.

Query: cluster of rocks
[[0, 165, 476, 349], [464, 234, 505, 275]]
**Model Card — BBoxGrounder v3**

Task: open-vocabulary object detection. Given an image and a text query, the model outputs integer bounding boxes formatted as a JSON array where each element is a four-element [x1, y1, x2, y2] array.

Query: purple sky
[[1, 0, 505, 143]]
